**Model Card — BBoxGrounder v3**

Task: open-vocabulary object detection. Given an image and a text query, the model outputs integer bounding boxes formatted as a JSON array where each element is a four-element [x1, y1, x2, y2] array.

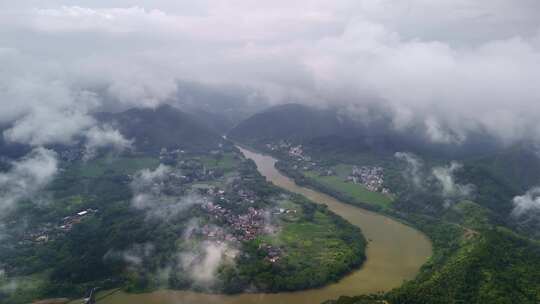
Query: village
[[19, 147, 295, 266], [19, 208, 99, 245], [198, 184, 293, 263], [347, 166, 391, 194], [265, 141, 391, 195]]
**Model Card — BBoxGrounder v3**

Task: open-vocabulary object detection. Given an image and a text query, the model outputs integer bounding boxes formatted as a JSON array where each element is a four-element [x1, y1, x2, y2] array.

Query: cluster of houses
[[258, 243, 283, 263], [198, 183, 293, 263], [265, 140, 292, 152], [202, 201, 268, 242], [266, 141, 319, 172], [26, 223, 55, 244], [347, 166, 390, 194], [265, 141, 393, 197], [59, 208, 98, 232], [200, 201, 287, 263], [24, 208, 98, 245]]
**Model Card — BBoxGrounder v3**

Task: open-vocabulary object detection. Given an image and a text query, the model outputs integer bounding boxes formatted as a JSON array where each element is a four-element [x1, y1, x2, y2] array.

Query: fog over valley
[[1, 2, 540, 304]]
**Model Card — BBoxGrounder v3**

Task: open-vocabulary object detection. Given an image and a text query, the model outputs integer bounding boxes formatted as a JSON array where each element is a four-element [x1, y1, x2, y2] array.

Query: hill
[[388, 227, 540, 304], [97, 104, 223, 153], [326, 227, 540, 304], [464, 143, 540, 192], [228, 103, 356, 144], [230, 104, 501, 160]]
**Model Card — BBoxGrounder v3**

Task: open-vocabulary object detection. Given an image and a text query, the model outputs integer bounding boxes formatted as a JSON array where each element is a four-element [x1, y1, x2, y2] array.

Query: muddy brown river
[[98, 147, 432, 304]]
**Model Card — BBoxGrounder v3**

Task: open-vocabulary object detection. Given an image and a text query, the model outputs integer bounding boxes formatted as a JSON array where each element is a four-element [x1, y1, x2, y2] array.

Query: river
[[98, 147, 432, 304]]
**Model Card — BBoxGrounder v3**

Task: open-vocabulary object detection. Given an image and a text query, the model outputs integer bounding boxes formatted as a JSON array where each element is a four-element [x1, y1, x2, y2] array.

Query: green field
[[239, 198, 366, 292], [279, 211, 360, 268], [0, 272, 49, 304], [304, 169, 393, 208], [67, 156, 160, 178], [199, 153, 238, 172]]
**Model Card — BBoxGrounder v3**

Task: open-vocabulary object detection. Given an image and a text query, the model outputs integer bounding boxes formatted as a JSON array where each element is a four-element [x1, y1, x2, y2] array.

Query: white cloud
[[179, 240, 238, 287], [130, 165, 204, 219], [512, 187, 540, 217], [432, 161, 474, 201], [395, 153, 474, 204], [0, 1, 539, 145], [0, 147, 58, 212], [83, 125, 133, 160], [104, 243, 155, 268], [394, 152, 424, 188]]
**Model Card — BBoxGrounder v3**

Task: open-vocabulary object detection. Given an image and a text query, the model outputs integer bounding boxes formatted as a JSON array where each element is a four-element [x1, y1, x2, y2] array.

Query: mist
[[0, 1, 539, 152], [0, 147, 58, 213]]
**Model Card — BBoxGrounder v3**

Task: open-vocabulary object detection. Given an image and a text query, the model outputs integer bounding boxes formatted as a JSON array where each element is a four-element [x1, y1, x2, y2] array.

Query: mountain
[[388, 227, 540, 304], [229, 103, 357, 143], [97, 104, 223, 153], [174, 80, 269, 129], [465, 143, 540, 192], [182, 107, 235, 134], [230, 103, 501, 159]]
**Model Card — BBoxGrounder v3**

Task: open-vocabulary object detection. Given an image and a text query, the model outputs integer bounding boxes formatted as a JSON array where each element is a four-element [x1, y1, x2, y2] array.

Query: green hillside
[[98, 104, 223, 153], [388, 227, 540, 304], [229, 104, 352, 144]]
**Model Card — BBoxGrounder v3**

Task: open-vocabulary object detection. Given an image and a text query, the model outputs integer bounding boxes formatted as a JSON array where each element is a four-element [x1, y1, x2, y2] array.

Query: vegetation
[[97, 104, 224, 153], [228, 103, 350, 145], [304, 171, 393, 208], [388, 227, 540, 304], [0, 146, 366, 303], [276, 160, 385, 213], [231, 130, 540, 303], [221, 197, 366, 292]]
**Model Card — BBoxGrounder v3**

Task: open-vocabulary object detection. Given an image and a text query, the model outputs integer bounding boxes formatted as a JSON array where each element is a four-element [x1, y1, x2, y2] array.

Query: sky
[[1, 0, 540, 148]]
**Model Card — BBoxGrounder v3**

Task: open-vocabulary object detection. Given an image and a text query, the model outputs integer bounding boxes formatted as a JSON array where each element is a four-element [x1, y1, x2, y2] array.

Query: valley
[[91, 146, 432, 304]]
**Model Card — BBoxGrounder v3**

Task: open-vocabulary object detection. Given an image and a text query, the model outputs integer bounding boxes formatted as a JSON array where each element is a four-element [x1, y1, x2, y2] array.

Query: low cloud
[[0, 1, 539, 148], [179, 240, 238, 287], [0, 147, 58, 212], [104, 243, 155, 268], [432, 162, 474, 198], [83, 125, 133, 160], [130, 165, 205, 219], [394, 152, 424, 188], [179, 219, 239, 288], [395, 153, 473, 207], [512, 187, 540, 217]]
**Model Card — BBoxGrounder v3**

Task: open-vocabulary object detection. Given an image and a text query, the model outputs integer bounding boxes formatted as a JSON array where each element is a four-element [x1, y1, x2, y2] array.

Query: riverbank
[[93, 147, 431, 304]]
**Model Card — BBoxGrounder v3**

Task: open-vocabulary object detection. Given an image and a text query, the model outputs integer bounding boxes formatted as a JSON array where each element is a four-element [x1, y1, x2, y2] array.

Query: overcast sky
[[1, 0, 540, 146]]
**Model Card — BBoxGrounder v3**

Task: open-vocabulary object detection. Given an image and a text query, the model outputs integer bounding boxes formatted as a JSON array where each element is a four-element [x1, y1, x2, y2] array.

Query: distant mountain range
[[229, 103, 501, 159]]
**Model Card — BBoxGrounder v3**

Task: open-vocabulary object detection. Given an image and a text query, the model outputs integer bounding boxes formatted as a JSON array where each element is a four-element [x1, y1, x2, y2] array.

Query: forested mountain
[[229, 103, 354, 143], [391, 227, 540, 304], [463, 143, 540, 192], [327, 227, 540, 304], [97, 104, 224, 153], [230, 104, 501, 160]]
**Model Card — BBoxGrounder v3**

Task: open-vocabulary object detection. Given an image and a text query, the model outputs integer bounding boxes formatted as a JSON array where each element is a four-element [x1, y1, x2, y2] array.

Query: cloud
[[0, 147, 58, 212], [178, 223, 239, 288], [0, 1, 540, 147], [394, 152, 424, 188], [432, 162, 474, 198], [395, 153, 474, 207], [83, 125, 133, 160], [179, 241, 234, 286], [0, 280, 18, 294], [130, 165, 205, 219], [512, 187, 540, 217], [104, 243, 155, 268]]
